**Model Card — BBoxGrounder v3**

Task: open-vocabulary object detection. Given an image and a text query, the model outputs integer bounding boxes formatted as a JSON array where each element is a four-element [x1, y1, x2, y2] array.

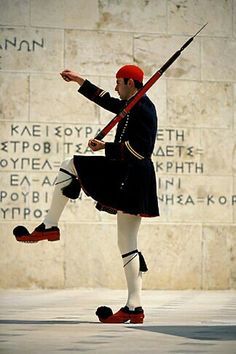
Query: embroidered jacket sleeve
[[78, 79, 125, 114]]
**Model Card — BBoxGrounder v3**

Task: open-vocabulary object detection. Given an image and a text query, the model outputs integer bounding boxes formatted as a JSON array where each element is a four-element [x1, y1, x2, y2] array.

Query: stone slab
[[234, 83, 236, 133], [0, 73, 29, 121], [202, 38, 236, 82], [0, 0, 30, 26], [134, 34, 200, 79], [0, 27, 63, 72], [30, 74, 99, 124], [65, 30, 133, 76], [139, 223, 202, 290], [31, 0, 99, 29], [234, 0, 236, 37], [167, 80, 233, 128], [64, 222, 125, 288], [158, 175, 234, 223], [168, 0, 232, 37], [202, 225, 236, 289], [97, 0, 166, 33], [234, 177, 236, 223], [200, 128, 235, 176]]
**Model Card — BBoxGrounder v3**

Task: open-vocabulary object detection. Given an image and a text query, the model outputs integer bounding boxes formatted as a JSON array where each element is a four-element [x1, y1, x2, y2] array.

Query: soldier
[[14, 65, 159, 323]]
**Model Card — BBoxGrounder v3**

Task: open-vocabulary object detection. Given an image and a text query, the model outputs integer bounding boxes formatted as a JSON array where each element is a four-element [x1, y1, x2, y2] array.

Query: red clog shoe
[[13, 223, 60, 243], [96, 306, 144, 324]]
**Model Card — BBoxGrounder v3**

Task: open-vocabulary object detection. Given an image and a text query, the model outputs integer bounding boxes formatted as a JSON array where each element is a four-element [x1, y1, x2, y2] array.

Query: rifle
[[94, 23, 207, 141]]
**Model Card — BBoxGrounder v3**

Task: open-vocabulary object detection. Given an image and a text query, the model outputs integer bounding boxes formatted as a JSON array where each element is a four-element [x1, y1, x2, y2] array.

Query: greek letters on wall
[[0, 123, 235, 222], [0, 35, 44, 69]]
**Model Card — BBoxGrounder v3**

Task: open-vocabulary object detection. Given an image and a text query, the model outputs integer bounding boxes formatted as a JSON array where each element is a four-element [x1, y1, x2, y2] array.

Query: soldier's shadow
[[129, 325, 236, 341], [0, 319, 95, 325]]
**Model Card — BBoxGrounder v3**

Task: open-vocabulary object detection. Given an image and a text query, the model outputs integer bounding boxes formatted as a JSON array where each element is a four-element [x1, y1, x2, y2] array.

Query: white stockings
[[117, 211, 142, 310], [43, 158, 77, 228], [44, 159, 143, 310]]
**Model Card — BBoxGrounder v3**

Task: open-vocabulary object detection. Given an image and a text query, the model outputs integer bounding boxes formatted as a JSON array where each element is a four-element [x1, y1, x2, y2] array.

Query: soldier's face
[[115, 78, 131, 100]]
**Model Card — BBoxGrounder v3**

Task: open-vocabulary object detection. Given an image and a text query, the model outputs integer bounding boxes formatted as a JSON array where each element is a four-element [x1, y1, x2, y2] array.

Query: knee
[[60, 158, 74, 170], [117, 231, 128, 254], [60, 158, 77, 176]]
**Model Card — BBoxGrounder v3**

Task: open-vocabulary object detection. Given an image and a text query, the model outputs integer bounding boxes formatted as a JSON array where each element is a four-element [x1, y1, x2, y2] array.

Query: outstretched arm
[[60, 69, 85, 86]]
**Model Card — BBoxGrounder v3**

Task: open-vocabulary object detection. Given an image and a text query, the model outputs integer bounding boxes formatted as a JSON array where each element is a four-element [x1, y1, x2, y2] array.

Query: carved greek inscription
[[0, 37, 45, 69], [0, 123, 235, 221], [0, 37, 44, 52]]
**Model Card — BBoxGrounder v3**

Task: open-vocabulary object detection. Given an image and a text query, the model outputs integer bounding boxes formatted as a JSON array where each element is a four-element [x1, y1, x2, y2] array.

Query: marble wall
[[0, 0, 235, 289]]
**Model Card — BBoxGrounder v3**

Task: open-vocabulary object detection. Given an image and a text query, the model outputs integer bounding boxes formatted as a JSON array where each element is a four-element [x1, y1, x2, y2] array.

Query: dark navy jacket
[[78, 80, 157, 161], [73, 79, 159, 217]]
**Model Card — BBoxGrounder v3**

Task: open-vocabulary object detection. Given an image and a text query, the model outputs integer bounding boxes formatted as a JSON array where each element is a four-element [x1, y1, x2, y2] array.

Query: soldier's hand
[[88, 139, 105, 151], [60, 70, 85, 85]]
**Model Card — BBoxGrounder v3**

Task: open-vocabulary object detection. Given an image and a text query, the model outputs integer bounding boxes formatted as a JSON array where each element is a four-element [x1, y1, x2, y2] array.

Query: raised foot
[[13, 224, 60, 243]]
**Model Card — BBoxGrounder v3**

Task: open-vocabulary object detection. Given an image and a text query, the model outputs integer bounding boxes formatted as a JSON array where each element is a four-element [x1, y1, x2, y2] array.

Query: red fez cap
[[116, 65, 144, 82]]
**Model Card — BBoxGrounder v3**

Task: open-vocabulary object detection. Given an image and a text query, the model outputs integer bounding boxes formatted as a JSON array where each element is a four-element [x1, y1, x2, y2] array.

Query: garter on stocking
[[44, 158, 79, 228]]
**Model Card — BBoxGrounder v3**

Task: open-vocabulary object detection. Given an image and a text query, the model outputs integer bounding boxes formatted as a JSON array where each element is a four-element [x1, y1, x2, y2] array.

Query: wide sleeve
[[78, 79, 125, 114]]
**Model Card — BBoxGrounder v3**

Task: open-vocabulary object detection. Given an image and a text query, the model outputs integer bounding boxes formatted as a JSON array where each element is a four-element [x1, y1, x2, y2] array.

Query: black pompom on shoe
[[13, 225, 30, 237], [96, 306, 113, 320]]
